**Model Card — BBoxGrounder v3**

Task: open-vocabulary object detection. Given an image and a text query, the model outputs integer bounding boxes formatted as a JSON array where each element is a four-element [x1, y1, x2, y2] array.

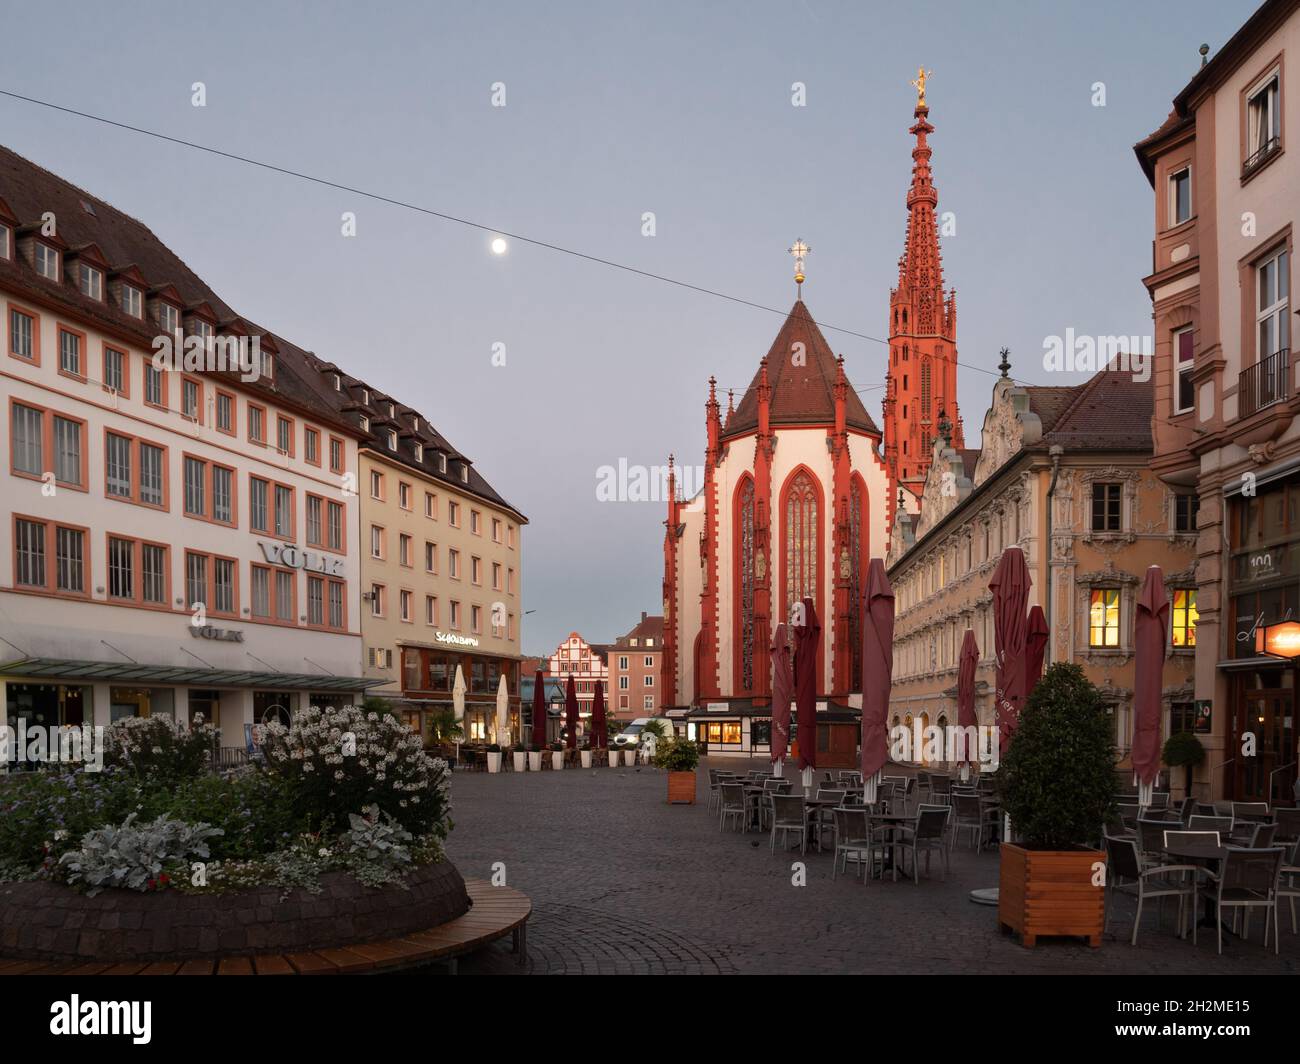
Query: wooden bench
[[0, 878, 530, 976]]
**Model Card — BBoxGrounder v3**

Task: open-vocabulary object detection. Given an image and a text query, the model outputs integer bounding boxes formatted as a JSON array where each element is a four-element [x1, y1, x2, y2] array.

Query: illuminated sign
[[1255, 620, 1300, 658], [434, 630, 479, 648]]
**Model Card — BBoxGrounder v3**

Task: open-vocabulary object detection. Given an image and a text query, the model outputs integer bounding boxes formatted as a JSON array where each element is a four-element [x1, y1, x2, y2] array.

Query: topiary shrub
[[997, 662, 1117, 849], [1162, 731, 1205, 797]]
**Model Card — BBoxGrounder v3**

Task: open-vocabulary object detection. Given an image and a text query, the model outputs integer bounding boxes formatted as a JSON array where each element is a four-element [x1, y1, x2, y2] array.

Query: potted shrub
[[551, 742, 564, 772], [486, 743, 502, 774], [512, 746, 527, 773], [996, 662, 1116, 949], [1162, 731, 1204, 801], [580, 741, 592, 769], [655, 737, 700, 804], [527, 743, 543, 772]]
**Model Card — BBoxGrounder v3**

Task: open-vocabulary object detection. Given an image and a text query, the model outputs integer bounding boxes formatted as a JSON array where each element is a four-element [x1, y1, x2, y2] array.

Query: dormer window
[[388, 402, 396, 419], [438, 453, 448, 474], [361, 388, 370, 405], [79, 265, 103, 301], [333, 373, 342, 391], [0, 225, 10, 260], [192, 318, 214, 344], [259, 349, 274, 382], [387, 430, 397, 450], [411, 415, 420, 432], [414, 442, 424, 463], [158, 302, 180, 336], [120, 285, 142, 318], [359, 414, 370, 432], [460, 462, 469, 484], [34, 242, 59, 281]]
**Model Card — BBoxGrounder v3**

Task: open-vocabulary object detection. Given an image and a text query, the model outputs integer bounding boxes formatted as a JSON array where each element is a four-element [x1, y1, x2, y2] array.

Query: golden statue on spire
[[788, 238, 811, 294], [911, 66, 931, 106]]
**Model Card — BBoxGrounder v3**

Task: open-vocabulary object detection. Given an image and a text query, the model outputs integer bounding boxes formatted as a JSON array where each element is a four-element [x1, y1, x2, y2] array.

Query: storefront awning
[[0, 657, 387, 692]]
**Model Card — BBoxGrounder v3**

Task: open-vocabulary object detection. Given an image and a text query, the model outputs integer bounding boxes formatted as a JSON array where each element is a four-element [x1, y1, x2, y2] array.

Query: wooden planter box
[[667, 771, 696, 804], [998, 842, 1104, 948]]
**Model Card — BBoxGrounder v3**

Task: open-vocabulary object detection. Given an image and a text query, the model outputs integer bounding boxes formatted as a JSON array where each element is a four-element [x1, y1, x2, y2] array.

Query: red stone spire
[[885, 75, 963, 534]]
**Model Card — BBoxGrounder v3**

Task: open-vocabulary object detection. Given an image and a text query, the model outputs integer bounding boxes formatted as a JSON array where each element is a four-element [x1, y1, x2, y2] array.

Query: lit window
[[1089, 589, 1120, 648], [1171, 589, 1198, 647]]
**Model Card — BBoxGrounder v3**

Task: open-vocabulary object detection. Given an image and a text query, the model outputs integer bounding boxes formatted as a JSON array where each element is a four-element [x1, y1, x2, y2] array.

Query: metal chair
[[894, 806, 951, 884], [706, 769, 722, 810], [929, 774, 953, 807], [1246, 822, 1279, 849], [1278, 837, 1299, 933], [1136, 818, 1172, 866], [952, 793, 991, 853], [1144, 792, 1171, 811], [718, 783, 748, 834], [1196, 846, 1286, 954], [1103, 834, 1199, 945], [759, 777, 791, 829], [770, 794, 808, 854], [1117, 803, 1142, 830], [1275, 807, 1300, 843], [1176, 796, 1197, 825], [1188, 814, 1233, 836], [1232, 801, 1272, 823], [831, 807, 877, 882]]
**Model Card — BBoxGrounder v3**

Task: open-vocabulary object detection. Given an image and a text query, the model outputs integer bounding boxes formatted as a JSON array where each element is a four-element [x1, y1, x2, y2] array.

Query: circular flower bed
[[0, 704, 464, 963]]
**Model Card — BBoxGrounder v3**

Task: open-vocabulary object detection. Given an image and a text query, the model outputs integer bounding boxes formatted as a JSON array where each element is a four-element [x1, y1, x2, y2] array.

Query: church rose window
[[738, 478, 756, 692], [784, 470, 819, 637]]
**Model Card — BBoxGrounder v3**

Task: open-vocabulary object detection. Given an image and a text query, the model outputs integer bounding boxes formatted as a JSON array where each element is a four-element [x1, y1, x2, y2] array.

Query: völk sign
[[258, 541, 345, 577]]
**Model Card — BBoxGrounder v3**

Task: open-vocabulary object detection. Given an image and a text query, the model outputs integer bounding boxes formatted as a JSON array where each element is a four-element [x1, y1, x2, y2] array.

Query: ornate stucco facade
[[886, 365, 1200, 790]]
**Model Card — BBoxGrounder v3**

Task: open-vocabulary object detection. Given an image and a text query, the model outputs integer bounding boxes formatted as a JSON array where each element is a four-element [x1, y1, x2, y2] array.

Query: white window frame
[[80, 265, 103, 301], [121, 285, 142, 318], [1246, 69, 1281, 160], [1256, 246, 1290, 362], [34, 242, 59, 280], [1172, 324, 1195, 414], [1168, 166, 1191, 228]]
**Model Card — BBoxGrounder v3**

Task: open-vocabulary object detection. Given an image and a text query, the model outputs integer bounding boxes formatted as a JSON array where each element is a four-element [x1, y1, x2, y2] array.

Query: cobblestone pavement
[[443, 758, 1299, 975]]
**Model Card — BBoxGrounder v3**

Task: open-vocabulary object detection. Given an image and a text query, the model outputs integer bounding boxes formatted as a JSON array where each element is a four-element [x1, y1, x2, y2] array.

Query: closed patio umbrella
[[860, 559, 894, 803], [564, 674, 579, 751], [770, 623, 793, 777], [1024, 605, 1049, 702], [989, 546, 1030, 754], [591, 679, 607, 750], [495, 673, 510, 747], [452, 664, 467, 760], [793, 596, 821, 788], [956, 628, 979, 782], [1133, 565, 1168, 808], [530, 669, 546, 746]]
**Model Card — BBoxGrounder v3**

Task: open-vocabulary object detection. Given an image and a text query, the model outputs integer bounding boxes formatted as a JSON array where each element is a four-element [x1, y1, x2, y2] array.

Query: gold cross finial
[[788, 238, 811, 294], [911, 66, 931, 106]]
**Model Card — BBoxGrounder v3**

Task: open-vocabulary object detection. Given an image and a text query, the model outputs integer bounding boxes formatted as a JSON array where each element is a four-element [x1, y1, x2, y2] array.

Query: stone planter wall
[[0, 859, 470, 964]]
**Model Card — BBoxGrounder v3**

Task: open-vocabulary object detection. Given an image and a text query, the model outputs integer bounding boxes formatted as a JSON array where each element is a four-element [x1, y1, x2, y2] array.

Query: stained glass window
[[785, 470, 819, 638], [738, 478, 755, 692]]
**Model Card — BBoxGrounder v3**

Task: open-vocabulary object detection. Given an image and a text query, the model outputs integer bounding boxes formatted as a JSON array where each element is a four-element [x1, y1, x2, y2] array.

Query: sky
[[0, 0, 1260, 655]]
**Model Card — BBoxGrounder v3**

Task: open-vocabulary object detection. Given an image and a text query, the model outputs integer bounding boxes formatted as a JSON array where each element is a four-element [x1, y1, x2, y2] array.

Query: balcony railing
[[1243, 136, 1280, 179], [1239, 347, 1290, 418]]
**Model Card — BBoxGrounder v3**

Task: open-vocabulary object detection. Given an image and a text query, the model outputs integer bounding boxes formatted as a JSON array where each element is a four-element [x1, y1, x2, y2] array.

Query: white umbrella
[[495, 674, 510, 747], [453, 664, 467, 763]]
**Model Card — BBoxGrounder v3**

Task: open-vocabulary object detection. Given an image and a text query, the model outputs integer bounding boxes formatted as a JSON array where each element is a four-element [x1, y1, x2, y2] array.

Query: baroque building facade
[[886, 363, 1201, 792], [1135, 0, 1299, 803]]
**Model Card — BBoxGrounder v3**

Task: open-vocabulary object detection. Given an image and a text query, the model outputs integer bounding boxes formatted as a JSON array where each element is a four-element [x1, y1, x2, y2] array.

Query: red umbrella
[[1132, 566, 1168, 799], [564, 674, 579, 751], [531, 669, 546, 747], [1024, 605, 1049, 701], [989, 546, 1030, 753], [957, 628, 979, 767], [591, 679, 607, 749], [793, 596, 820, 772], [769, 622, 793, 766], [860, 560, 894, 786]]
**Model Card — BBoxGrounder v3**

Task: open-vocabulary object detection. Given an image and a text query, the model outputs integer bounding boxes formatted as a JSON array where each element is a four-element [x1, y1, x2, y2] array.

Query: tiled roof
[[615, 614, 664, 647], [959, 448, 980, 480], [0, 145, 353, 434], [724, 300, 880, 439], [1041, 367, 1153, 451], [0, 143, 525, 521], [1022, 385, 1079, 433]]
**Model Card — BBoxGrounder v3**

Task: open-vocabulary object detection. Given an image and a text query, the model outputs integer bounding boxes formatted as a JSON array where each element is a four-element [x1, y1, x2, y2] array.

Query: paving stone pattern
[[444, 758, 1299, 975]]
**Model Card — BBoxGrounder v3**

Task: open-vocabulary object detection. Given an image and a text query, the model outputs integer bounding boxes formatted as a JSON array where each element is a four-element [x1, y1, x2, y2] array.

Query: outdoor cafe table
[[1160, 837, 1231, 931], [867, 811, 918, 880]]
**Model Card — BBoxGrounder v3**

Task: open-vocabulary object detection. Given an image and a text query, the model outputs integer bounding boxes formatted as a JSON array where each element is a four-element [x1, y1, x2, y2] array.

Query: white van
[[612, 717, 671, 749]]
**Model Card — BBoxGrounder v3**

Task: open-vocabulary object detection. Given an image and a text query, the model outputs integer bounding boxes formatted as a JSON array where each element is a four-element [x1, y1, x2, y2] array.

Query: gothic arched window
[[783, 469, 819, 639], [921, 358, 932, 415], [849, 477, 866, 691], [735, 477, 756, 693]]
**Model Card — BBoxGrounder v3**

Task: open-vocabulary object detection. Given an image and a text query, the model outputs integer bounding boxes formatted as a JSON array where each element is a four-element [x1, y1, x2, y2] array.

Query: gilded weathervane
[[911, 66, 931, 107]]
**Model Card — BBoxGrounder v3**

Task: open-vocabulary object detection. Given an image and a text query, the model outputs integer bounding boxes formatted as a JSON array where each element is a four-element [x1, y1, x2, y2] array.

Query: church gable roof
[[723, 300, 880, 439]]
